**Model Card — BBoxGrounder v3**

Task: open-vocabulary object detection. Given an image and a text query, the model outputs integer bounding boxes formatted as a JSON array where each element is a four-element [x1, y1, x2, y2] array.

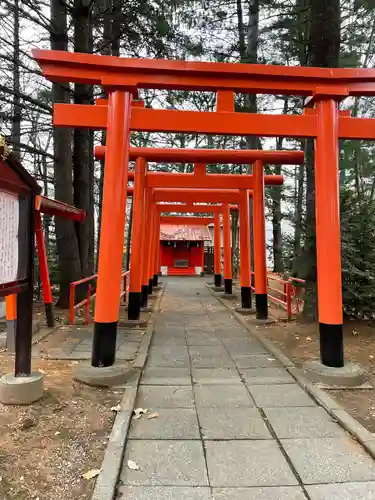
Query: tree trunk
[[271, 105, 288, 273], [292, 161, 305, 272], [11, 0, 21, 159], [73, 0, 94, 278], [97, 0, 119, 267], [301, 0, 340, 321], [51, 0, 82, 308], [236, 0, 260, 272]]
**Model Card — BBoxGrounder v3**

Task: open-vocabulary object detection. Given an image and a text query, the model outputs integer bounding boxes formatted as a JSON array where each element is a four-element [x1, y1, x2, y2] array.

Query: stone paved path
[[44, 326, 144, 360], [117, 277, 375, 499]]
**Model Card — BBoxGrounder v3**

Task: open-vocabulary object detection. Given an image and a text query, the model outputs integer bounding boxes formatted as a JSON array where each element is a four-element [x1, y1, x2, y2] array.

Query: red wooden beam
[[152, 189, 242, 203], [157, 203, 238, 213], [33, 49, 375, 97], [54, 104, 375, 141], [36, 195, 86, 222], [145, 172, 283, 190], [95, 146, 304, 165], [161, 216, 214, 225], [54, 104, 319, 138]]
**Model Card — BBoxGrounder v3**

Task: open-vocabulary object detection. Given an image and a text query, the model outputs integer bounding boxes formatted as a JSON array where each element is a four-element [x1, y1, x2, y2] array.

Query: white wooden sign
[[0, 191, 19, 285]]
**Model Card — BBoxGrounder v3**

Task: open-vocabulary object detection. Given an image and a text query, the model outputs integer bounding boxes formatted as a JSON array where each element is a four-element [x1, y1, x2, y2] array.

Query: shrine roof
[[160, 225, 212, 242]]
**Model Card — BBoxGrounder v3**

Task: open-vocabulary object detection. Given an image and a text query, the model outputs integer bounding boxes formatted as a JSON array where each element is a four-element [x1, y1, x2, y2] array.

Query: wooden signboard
[[0, 147, 39, 298]]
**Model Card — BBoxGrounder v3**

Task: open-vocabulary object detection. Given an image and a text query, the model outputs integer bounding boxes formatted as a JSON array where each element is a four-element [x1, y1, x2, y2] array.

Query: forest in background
[[0, 0, 375, 319]]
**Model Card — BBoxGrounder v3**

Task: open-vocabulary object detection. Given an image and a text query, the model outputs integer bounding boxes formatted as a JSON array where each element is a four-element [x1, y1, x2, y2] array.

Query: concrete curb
[[205, 282, 375, 458], [91, 371, 141, 500], [91, 284, 165, 500]]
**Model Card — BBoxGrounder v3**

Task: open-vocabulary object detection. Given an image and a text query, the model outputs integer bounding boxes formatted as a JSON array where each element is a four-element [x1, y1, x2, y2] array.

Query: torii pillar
[[237, 189, 254, 312], [222, 203, 233, 295], [90, 91, 132, 368], [127, 158, 146, 321], [214, 212, 222, 287]]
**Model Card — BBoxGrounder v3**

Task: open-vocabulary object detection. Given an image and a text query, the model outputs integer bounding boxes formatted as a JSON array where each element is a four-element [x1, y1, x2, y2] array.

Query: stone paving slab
[[147, 347, 190, 368], [305, 482, 375, 500], [121, 440, 209, 486], [212, 487, 307, 500], [194, 384, 254, 407], [240, 368, 295, 385], [221, 340, 268, 355], [129, 408, 200, 439], [186, 335, 222, 346], [141, 367, 191, 385], [282, 437, 375, 484], [192, 368, 242, 385], [264, 407, 345, 439], [152, 337, 187, 346], [189, 346, 235, 368], [198, 407, 271, 440], [136, 385, 194, 408], [117, 486, 212, 500], [233, 354, 281, 369], [248, 384, 315, 408], [205, 440, 299, 487]]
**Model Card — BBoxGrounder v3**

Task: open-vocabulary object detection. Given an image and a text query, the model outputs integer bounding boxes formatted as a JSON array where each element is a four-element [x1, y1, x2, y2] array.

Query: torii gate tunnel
[[118, 148, 303, 330], [32, 49, 375, 372]]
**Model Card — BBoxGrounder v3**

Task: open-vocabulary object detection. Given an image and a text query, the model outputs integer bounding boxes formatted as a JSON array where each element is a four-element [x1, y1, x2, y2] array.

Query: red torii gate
[[35, 195, 86, 327], [32, 49, 375, 374], [123, 151, 301, 324]]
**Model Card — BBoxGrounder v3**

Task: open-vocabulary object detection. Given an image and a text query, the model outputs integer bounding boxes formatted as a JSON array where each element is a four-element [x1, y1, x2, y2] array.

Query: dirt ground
[[260, 313, 375, 433], [0, 349, 121, 500]]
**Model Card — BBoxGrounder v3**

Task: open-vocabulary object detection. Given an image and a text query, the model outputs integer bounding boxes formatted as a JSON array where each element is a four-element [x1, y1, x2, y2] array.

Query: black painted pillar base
[[141, 285, 149, 308], [320, 323, 344, 368], [45, 302, 55, 328], [128, 292, 142, 321], [255, 294, 268, 320], [241, 287, 252, 309], [224, 278, 232, 295], [153, 274, 158, 286], [92, 321, 117, 367], [148, 278, 153, 294], [214, 274, 222, 287]]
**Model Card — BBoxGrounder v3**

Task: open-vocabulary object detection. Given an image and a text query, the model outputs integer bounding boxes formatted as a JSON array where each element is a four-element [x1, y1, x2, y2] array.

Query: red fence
[[251, 271, 305, 320], [69, 271, 129, 325]]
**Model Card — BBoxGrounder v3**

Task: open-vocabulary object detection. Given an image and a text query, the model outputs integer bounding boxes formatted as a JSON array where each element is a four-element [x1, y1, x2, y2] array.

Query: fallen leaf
[[147, 412, 159, 420], [110, 404, 121, 412], [133, 408, 148, 419], [82, 469, 101, 480], [127, 460, 140, 471], [19, 417, 35, 430]]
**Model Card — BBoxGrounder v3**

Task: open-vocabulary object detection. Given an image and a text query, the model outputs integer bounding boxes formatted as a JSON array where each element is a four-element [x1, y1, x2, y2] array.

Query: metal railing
[[69, 271, 129, 325], [251, 271, 305, 320]]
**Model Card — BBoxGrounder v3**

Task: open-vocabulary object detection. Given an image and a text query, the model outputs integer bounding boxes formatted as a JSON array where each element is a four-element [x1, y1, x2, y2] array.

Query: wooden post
[[239, 189, 252, 309], [35, 211, 54, 327], [128, 158, 146, 320], [214, 212, 222, 287], [315, 98, 344, 367], [222, 203, 232, 294], [92, 91, 132, 367], [253, 160, 268, 319]]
